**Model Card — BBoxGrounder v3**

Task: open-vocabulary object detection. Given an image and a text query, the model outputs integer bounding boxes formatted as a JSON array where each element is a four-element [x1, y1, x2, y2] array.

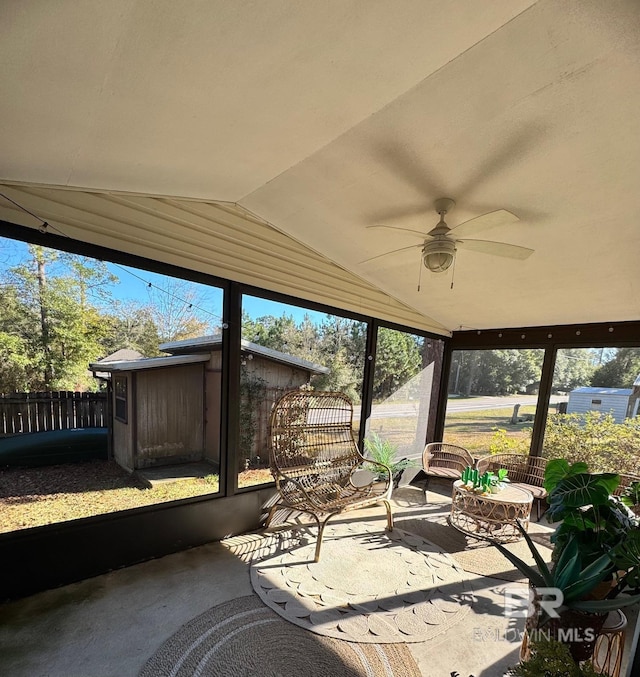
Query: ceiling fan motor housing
[[422, 238, 456, 273]]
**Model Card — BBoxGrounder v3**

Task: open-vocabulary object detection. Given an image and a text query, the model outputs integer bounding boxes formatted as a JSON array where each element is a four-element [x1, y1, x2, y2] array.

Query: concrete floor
[[0, 485, 637, 677]]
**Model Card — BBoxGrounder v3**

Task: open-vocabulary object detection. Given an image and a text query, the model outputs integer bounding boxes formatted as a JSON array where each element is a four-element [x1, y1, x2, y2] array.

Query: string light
[[0, 192, 225, 325]]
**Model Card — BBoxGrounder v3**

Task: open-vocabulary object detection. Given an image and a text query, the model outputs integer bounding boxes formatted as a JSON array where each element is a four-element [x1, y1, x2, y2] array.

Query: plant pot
[[523, 591, 608, 663]]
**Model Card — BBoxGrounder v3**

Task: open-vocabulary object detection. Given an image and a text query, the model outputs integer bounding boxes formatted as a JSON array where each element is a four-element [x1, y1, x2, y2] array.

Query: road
[[366, 394, 565, 419]]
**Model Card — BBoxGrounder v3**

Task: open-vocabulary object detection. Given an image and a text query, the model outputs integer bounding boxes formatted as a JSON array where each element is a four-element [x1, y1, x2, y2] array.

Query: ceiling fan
[[362, 198, 534, 275]]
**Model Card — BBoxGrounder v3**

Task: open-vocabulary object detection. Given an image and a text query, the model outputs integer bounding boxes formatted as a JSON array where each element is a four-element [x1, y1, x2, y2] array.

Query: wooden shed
[[90, 336, 328, 473], [160, 335, 330, 468], [90, 354, 210, 472]]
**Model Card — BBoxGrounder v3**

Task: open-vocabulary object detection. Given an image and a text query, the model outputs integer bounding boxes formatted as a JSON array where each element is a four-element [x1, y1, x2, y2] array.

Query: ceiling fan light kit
[[422, 238, 456, 272], [361, 196, 533, 281], [422, 198, 457, 272]]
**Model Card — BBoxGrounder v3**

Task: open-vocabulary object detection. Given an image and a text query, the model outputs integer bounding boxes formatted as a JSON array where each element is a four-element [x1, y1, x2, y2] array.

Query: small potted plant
[[488, 468, 509, 493], [460, 466, 508, 494], [363, 432, 417, 487]]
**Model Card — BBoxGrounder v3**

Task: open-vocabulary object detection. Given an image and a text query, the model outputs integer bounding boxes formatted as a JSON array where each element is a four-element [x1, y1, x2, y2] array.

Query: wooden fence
[[0, 391, 108, 436]]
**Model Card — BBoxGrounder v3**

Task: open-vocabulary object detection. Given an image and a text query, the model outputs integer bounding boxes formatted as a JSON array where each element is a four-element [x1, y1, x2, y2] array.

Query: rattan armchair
[[476, 453, 548, 520], [409, 443, 474, 499], [265, 390, 393, 561]]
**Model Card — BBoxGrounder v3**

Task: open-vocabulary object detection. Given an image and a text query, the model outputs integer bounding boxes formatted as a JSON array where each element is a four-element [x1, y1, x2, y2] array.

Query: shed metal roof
[[89, 353, 209, 373], [159, 335, 329, 375], [569, 387, 633, 397]]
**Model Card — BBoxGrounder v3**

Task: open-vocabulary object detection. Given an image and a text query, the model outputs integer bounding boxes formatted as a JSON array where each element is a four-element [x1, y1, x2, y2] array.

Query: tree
[[0, 283, 41, 392], [553, 349, 597, 391], [59, 252, 118, 311], [372, 328, 422, 401], [591, 348, 640, 388], [147, 278, 216, 342], [4, 246, 113, 391], [312, 347, 361, 402], [449, 349, 544, 396], [101, 301, 160, 357]]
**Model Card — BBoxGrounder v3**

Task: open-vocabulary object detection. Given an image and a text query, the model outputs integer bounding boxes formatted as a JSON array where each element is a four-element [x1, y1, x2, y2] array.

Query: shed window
[[114, 375, 128, 423], [591, 399, 602, 405]]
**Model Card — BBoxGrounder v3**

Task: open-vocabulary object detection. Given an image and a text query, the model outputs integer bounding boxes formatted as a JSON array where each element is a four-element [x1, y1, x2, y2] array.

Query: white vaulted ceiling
[[1, 1, 639, 334]]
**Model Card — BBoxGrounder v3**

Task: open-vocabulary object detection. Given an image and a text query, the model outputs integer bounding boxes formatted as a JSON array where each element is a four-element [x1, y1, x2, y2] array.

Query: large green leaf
[[570, 592, 640, 612], [485, 520, 552, 587], [563, 552, 615, 602], [553, 538, 581, 591], [487, 540, 549, 588], [549, 473, 615, 510], [598, 473, 623, 495], [543, 459, 589, 492]]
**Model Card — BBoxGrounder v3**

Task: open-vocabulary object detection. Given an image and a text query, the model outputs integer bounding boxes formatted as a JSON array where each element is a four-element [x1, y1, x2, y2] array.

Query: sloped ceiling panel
[[0, 183, 448, 335]]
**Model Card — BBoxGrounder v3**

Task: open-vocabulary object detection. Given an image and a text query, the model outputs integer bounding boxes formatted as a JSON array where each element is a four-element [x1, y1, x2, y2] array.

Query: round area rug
[[139, 595, 422, 677], [250, 521, 474, 644]]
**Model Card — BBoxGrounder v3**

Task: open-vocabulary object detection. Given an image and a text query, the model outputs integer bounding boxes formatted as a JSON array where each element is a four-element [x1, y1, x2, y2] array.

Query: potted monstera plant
[[487, 459, 640, 663]]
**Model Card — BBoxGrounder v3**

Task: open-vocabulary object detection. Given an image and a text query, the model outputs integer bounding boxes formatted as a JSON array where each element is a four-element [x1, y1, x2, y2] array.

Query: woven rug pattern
[[246, 521, 474, 643], [139, 595, 422, 677], [395, 512, 553, 583]]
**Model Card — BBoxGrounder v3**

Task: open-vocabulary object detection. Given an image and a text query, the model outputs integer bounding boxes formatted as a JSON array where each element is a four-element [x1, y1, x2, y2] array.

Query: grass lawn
[[0, 460, 220, 533], [367, 405, 543, 457], [237, 468, 273, 488], [443, 405, 537, 455]]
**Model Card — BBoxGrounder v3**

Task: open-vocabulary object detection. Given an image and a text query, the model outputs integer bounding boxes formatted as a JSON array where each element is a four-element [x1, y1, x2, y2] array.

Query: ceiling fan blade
[[366, 224, 428, 238], [359, 243, 422, 264], [456, 238, 534, 260], [449, 209, 519, 237]]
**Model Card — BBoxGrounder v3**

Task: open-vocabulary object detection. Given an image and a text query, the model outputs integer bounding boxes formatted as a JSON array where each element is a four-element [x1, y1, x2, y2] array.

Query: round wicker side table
[[449, 480, 533, 543]]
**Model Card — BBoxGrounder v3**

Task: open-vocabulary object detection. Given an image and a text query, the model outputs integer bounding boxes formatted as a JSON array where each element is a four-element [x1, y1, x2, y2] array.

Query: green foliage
[[543, 459, 640, 597], [489, 519, 640, 615], [372, 328, 422, 401], [552, 349, 597, 392], [460, 465, 508, 492], [238, 370, 267, 466], [1, 245, 113, 391], [241, 311, 367, 402], [450, 349, 543, 396], [363, 432, 417, 477], [488, 427, 531, 455], [0, 331, 33, 391], [508, 639, 600, 676], [486, 460, 640, 632], [542, 411, 640, 474], [622, 481, 640, 510], [591, 347, 640, 388], [311, 347, 361, 403]]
